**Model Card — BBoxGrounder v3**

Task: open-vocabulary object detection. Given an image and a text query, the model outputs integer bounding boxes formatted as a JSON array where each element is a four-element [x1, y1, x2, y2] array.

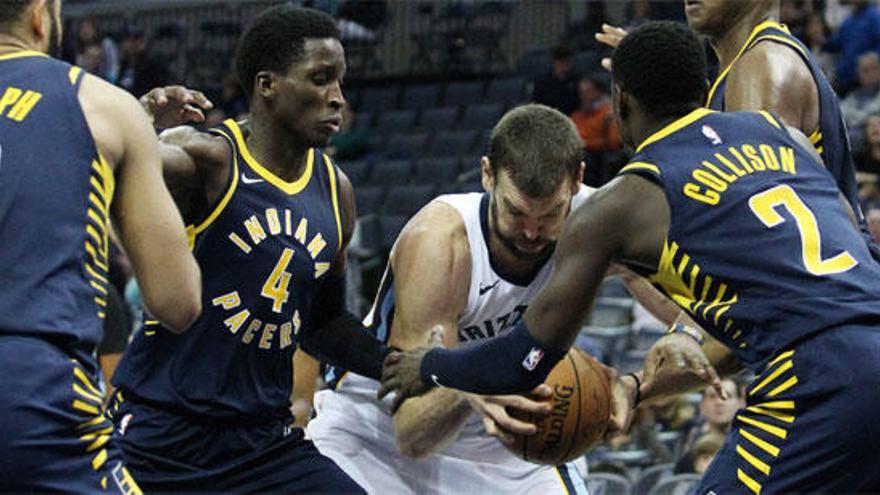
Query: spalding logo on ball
[[506, 349, 612, 465]]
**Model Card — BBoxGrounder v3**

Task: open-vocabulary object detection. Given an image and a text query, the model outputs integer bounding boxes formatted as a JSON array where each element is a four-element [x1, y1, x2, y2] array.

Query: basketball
[[506, 349, 612, 465]]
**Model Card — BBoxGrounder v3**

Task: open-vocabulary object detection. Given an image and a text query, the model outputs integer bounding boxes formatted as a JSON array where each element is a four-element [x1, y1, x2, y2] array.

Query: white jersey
[[308, 187, 593, 495]]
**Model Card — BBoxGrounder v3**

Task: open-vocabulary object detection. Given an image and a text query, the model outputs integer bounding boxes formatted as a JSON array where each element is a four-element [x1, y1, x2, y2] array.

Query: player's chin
[[307, 129, 334, 148]]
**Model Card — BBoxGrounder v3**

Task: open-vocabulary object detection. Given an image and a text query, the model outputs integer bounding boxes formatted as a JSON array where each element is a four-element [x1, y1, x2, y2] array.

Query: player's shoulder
[[159, 124, 231, 167], [731, 39, 813, 89], [392, 197, 470, 259], [78, 71, 142, 114]]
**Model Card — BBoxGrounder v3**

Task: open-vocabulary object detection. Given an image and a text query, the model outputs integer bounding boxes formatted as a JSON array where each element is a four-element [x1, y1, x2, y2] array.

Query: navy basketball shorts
[[107, 392, 365, 493], [0, 336, 141, 494], [697, 325, 880, 494]]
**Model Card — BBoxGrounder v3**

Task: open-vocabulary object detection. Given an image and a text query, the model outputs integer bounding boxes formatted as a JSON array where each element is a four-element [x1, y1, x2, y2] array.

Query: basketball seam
[[560, 353, 583, 464]]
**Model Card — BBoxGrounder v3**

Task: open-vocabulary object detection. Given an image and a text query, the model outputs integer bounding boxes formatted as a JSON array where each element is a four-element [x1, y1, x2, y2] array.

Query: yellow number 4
[[749, 185, 857, 276], [262, 248, 294, 313]]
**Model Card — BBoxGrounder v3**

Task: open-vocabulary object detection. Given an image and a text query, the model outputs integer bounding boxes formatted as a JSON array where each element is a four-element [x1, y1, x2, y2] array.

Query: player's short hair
[[0, 0, 32, 26], [235, 5, 339, 97], [487, 104, 583, 198], [612, 21, 707, 119]]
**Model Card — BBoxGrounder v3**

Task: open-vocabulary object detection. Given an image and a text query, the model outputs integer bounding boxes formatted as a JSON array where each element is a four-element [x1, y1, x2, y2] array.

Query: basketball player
[[107, 6, 390, 493], [382, 22, 880, 492], [0, 0, 201, 492], [597, 0, 871, 251], [307, 104, 592, 494]]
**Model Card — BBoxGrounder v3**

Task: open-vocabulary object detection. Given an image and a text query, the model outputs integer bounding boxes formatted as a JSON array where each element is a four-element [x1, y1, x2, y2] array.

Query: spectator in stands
[[840, 52, 880, 131], [674, 379, 746, 472], [326, 103, 370, 161], [867, 207, 880, 243], [79, 42, 106, 79], [854, 113, 880, 173], [802, 13, 837, 82], [680, 432, 726, 475], [570, 73, 620, 153], [116, 25, 171, 98], [532, 44, 580, 116], [823, 0, 880, 94], [75, 18, 118, 82]]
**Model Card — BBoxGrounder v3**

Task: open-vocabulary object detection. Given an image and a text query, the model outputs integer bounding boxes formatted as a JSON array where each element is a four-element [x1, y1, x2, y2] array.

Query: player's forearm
[[420, 320, 567, 395], [394, 388, 471, 458], [622, 273, 685, 325], [299, 311, 391, 380], [639, 338, 742, 403]]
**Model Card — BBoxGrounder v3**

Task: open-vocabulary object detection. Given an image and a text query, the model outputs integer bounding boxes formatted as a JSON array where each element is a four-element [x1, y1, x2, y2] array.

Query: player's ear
[[255, 71, 276, 99], [481, 156, 494, 192], [29, 0, 49, 41], [613, 83, 628, 121], [574, 162, 585, 192]]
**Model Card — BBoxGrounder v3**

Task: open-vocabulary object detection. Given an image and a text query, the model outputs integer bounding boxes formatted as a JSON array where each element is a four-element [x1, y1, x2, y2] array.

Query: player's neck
[[246, 116, 310, 183], [0, 35, 41, 56], [712, 11, 779, 69]]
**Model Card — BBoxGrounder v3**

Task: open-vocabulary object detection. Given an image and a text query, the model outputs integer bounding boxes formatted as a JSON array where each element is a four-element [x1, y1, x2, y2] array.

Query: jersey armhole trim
[[323, 153, 344, 254], [187, 125, 239, 245]]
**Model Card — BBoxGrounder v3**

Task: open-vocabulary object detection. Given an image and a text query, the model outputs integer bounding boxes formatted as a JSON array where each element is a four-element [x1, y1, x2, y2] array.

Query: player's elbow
[[395, 430, 436, 459]]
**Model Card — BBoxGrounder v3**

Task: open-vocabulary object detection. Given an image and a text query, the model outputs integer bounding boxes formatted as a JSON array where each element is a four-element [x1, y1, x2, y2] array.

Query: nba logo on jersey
[[702, 124, 722, 145], [522, 347, 545, 371]]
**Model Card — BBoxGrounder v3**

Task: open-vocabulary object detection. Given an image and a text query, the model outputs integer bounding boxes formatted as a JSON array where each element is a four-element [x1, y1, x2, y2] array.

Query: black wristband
[[625, 372, 642, 406]]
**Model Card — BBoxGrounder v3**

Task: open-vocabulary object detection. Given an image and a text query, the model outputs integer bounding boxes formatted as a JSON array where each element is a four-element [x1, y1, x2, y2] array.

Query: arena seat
[[585, 473, 632, 495]]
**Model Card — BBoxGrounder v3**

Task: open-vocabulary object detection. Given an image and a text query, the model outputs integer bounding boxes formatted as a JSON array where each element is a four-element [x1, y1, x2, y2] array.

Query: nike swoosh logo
[[430, 374, 442, 387], [478, 280, 500, 296], [241, 173, 264, 184]]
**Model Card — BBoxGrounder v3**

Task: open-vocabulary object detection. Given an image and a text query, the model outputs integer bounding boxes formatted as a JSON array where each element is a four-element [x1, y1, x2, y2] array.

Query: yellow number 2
[[749, 185, 857, 276], [262, 248, 294, 313]]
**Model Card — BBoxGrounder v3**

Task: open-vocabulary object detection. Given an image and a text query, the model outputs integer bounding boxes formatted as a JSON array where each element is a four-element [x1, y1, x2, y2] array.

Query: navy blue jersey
[[113, 119, 343, 422], [0, 52, 111, 367], [706, 21, 862, 227], [619, 109, 880, 370]]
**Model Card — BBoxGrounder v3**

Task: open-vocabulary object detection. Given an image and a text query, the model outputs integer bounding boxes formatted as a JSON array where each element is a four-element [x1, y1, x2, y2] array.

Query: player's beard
[[489, 196, 556, 263]]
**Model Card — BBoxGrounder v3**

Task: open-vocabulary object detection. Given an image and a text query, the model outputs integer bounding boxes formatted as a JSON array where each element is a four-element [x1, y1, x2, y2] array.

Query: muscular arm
[[725, 42, 820, 137], [79, 73, 201, 332], [389, 201, 472, 458]]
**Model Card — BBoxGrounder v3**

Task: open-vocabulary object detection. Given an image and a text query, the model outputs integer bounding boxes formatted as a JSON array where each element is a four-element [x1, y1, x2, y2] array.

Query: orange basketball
[[506, 349, 612, 465]]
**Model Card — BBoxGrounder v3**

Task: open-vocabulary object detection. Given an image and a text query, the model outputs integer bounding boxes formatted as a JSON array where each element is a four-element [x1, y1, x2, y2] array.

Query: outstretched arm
[[380, 175, 670, 402], [296, 170, 394, 379]]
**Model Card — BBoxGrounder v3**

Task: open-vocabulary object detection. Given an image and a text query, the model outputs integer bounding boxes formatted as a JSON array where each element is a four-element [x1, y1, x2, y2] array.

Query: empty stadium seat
[[383, 185, 436, 217], [379, 215, 410, 250], [633, 464, 674, 495], [418, 107, 460, 133], [367, 159, 412, 186], [384, 133, 430, 159], [412, 157, 460, 185], [359, 86, 400, 112], [486, 76, 527, 105], [460, 103, 504, 130], [374, 109, 418, 135], [443, 80, 486, 107], [400, 83, 442, 110], [647, 474, 701, 495], [355, 186, 386, 215], [585, 473, 632, 495], [426, 130, 480, 157], [337, 159, 371, 186]]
